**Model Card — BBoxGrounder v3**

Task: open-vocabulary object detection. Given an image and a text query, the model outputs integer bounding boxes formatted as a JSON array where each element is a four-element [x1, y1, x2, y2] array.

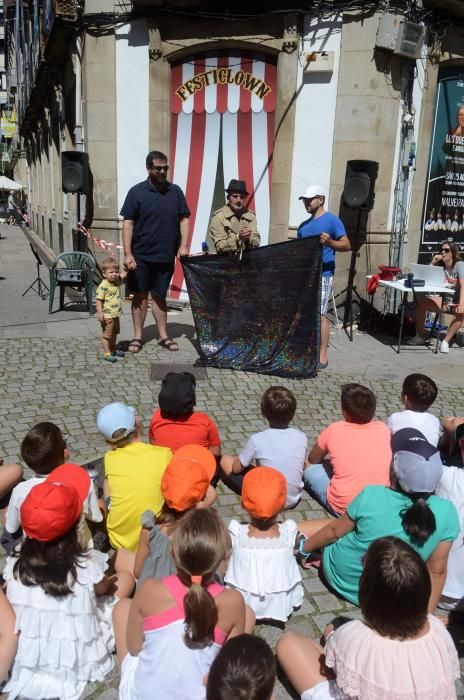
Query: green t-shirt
[[322, 485, 459, 605]]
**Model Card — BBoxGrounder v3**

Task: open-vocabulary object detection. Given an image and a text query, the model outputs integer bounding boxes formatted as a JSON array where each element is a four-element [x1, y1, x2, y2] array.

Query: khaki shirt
[[209, 204, 260, 254]]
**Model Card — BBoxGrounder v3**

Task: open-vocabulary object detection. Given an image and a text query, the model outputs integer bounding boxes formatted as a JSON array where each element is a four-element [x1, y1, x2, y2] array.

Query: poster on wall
[[419, 65, 464, 261]]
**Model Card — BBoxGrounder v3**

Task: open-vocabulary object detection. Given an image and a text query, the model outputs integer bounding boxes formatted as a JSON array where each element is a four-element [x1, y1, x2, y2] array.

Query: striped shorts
[[321, 275, 334, 315]]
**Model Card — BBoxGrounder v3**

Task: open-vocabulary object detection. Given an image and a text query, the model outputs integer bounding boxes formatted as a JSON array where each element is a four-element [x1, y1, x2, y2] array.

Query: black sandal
[[158, 338, 179, 351], [128, 339, 143, 353]]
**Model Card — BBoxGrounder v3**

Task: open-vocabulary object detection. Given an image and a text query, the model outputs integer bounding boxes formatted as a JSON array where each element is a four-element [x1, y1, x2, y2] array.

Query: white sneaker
[[440, 340, 450, 353]]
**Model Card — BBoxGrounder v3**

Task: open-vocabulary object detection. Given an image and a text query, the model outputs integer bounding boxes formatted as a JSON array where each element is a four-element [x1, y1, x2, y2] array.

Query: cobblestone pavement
[[1, 226, 464, 698]]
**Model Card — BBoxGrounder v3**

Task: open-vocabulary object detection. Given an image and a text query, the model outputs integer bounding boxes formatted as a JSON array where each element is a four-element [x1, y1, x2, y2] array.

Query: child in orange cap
[[3, 464, 134, 700], [224, 467, 303, 624], [134, 445, 218, 582]]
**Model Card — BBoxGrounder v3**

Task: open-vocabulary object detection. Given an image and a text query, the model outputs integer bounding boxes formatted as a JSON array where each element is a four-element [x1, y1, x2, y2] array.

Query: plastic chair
[[48, 251, 96, 315]]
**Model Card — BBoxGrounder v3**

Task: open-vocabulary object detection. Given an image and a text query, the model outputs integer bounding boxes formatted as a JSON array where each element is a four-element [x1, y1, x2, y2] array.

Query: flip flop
[[128, 339, 143, 353], [158, 338, 179, 352]]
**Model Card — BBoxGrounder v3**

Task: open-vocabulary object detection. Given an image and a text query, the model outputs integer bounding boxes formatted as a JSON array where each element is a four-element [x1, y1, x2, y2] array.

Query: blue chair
[[48, 251, 96, 315]]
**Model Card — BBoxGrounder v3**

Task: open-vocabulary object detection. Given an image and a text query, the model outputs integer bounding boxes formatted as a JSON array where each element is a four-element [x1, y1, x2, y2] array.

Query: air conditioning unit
[[395, 21, 425, 60]]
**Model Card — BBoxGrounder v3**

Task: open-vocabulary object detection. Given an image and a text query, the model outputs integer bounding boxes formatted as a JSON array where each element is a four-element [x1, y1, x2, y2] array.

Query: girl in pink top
[[277, 537, 459, 700], [115, 508, 246, 700]]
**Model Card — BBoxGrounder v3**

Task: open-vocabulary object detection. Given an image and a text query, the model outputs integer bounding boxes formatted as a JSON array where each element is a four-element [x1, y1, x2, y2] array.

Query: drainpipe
[[73, 35, 84, 246]]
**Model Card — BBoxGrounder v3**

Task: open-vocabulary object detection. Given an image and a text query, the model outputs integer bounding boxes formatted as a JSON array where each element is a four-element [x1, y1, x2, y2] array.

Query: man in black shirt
[[121, 150, 190, 352]]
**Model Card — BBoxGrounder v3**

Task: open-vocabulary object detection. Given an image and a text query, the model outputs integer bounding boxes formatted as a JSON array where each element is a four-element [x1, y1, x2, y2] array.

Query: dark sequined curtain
[[182, 237, 322, 378]]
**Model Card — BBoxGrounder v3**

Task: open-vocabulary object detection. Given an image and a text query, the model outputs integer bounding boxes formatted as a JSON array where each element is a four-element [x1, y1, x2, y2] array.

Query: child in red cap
[[224, 467, 303, 624], [133, 445, 217, 582], [3, 464, 134, 700]]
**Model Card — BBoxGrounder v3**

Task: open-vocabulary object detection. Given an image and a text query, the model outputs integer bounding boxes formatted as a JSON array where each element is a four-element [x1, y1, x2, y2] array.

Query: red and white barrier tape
[[78, 222, 123, 251]]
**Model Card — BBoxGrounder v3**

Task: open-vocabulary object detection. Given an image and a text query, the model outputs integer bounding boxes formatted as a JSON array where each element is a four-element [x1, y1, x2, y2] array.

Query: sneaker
[[406, 334, 428, 346], [113, 349, 125, 357], [103, 354, 117, 363], [440, 339, 450, 353]]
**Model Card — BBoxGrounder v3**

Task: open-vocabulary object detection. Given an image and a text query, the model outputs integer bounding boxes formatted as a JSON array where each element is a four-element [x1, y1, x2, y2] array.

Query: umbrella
[[0, 175, 23, 191]]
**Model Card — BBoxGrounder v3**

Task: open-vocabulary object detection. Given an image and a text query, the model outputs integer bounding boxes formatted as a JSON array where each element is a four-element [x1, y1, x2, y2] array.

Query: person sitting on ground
[[133, 445, 217, 582], [3, 422, 101, 552], [115, 508, 246, 700], [3, 467, 134, 700], [440, 416, 464, 468], [206, 634, 276, 700], [407, 241, 464, 353], [95, 256, 127, 363], [387, 373, 441, 446], [0, 458, 23, 509], [304, 383, 391, 516], [148, 372, 221, 457], [434, 444, 464, 612], [0, 589, 17, 684], [96, 402, 172, 572], [225, 467, 303, 624], [297, 428, 459, 609], [277, 537, 460, 700], [220, 386, 307, 509]]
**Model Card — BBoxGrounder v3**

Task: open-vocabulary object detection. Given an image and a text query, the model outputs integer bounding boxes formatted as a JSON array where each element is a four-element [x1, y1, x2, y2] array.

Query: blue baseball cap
[[96, 402, 137, 443]]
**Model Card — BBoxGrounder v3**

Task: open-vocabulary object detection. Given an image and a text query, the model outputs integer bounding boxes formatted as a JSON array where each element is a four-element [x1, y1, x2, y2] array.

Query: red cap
[[241, 467, 286, 519], [161, 445, 216, 512], [20, 463, 90, 542]]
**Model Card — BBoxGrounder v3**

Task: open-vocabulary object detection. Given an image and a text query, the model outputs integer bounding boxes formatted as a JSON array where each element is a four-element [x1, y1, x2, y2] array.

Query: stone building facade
[[5, 0, 464, 304]]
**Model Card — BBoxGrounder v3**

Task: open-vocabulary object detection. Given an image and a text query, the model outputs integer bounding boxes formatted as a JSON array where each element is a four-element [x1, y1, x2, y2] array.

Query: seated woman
[[408, 241, 464, 353], [297, 428, 459, 610], [278, 537, 460, 700]]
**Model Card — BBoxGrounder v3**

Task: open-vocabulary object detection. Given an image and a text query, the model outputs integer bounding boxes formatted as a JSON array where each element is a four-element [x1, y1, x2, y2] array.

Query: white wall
[[289, 14, 342, 226], [116, 20, 150, 213]]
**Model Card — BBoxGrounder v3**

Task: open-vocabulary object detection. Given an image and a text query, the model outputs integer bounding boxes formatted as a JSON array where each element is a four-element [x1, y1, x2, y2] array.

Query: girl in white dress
[[3, 464, 134, 700], [225, 467, 303, 623]]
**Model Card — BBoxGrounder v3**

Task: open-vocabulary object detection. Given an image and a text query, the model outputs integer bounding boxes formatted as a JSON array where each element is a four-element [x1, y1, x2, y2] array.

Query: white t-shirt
[[387, 410, 441, 446], [239, 427, 307, 508], [435, 466, 464, 606]]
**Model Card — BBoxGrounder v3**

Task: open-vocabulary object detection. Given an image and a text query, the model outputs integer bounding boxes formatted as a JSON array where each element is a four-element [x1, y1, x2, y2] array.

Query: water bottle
[[405, 272, 414, 288], [86, 463, 99, 486], [201, 241, 209, 254]]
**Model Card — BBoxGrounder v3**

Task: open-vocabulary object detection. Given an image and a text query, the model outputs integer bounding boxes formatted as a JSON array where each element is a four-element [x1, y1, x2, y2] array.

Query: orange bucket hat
[[241, 467, 287, 519], [161, 444, 216, 512]]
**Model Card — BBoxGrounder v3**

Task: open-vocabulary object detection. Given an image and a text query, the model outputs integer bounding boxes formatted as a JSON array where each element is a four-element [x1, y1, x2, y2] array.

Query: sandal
[[128, 339, 143, 353], [158, 337, 179, 352]]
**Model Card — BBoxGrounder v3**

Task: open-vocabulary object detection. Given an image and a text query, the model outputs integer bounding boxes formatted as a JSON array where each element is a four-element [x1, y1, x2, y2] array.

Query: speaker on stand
[[62, 151, 90, 251], [337, 160, 378, 341]]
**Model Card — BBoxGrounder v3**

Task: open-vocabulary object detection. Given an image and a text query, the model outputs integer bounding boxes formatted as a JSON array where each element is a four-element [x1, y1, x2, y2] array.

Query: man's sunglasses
[[150, 165, 169, 173]]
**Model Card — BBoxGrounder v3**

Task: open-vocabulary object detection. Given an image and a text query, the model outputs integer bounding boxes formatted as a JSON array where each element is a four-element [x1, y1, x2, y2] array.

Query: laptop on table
[[409, 263, 447, 287]]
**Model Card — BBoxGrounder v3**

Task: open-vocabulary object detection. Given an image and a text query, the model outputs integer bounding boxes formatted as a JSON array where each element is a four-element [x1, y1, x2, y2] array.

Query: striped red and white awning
[[169, 51, 276, 300]]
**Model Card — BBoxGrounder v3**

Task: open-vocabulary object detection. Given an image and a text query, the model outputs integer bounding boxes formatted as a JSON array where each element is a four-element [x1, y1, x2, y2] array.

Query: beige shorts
[[101, 317, 120, 340]]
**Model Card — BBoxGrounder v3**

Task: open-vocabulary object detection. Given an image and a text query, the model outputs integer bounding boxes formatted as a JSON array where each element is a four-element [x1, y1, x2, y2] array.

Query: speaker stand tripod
[[22, 245, 49, 300], [335, 208, 362, 342]]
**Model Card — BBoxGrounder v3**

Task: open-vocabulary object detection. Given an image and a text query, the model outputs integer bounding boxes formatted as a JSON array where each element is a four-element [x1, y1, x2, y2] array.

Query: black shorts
[[128, 260, 175, 299]]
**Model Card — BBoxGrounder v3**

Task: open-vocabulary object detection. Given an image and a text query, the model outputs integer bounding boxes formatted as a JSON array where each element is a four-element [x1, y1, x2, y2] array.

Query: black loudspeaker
[[342, 160, 378, 210], [61, 151, 90, 194]]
